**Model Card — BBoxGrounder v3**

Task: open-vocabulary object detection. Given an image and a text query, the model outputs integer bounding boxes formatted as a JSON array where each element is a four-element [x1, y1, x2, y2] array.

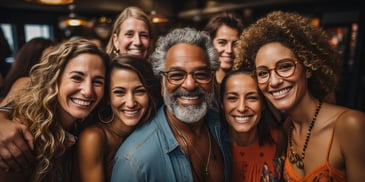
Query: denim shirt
[[111, 106, 232, 182]]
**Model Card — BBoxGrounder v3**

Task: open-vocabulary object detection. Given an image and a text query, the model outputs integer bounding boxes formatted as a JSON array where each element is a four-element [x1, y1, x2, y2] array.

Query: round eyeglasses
[[159, 69, 213, 85], [254, 59, 298, 84]]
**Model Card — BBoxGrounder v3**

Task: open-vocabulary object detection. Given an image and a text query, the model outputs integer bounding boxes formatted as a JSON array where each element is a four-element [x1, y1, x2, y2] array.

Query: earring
[[98, 111, 115, 124], [113, 48, 120, 56]]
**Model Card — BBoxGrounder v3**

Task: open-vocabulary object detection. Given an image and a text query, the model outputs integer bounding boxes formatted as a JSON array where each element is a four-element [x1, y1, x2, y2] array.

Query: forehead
[[64, 53, 105, 73], [165, 43, 209, 70], [120, 17, 149, 32], [226, 73, 256, 89], [215, 25, 239, 39], [110, 68, 141, 84], [255, 42, 295, 67]]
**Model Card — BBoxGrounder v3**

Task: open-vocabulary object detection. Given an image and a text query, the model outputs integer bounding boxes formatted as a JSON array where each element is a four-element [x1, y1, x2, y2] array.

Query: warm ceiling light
[[24, 0, 74, 5], [149, 10, 169, 24], [59, 4, 87, 29], [59, 13, 87, 28]]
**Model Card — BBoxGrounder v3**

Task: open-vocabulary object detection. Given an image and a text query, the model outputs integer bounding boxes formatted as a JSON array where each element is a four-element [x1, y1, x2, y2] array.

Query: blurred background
[[0, 0, 364, 111]]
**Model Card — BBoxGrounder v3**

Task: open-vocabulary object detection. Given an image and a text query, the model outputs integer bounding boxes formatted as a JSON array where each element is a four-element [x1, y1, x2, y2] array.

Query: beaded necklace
[[288, 101, 322, 169]]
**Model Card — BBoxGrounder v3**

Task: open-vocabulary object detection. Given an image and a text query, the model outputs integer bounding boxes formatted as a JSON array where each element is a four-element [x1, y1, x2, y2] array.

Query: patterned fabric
[[231, 130, 284, 182]]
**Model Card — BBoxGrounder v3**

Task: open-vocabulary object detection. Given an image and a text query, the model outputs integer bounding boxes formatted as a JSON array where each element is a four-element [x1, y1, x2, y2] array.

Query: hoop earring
[[98, 111, 115, 124]]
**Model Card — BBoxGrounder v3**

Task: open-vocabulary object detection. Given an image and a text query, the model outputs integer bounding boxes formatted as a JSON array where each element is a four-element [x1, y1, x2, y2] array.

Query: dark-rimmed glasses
[[159, 69, 213, 85], [254, 59, 298, 84]]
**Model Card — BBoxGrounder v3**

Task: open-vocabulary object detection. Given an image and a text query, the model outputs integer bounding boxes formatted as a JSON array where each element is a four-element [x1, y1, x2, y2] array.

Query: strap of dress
[[326, 110, 348, 160]]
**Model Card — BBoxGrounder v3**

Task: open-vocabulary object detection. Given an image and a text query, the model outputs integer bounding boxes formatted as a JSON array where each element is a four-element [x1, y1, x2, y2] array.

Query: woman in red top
[[220, 69, 286, 181]]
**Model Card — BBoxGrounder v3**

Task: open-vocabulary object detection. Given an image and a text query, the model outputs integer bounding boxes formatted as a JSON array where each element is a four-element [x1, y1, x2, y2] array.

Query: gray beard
[[163, 84, 213, 124]]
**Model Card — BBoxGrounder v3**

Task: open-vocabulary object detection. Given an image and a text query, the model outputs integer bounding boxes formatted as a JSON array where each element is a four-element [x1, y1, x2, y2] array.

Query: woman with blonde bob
[[0, 39, 110, 181]]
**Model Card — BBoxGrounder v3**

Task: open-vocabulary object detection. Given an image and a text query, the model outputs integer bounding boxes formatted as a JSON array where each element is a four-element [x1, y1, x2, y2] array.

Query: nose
[[237, 98, 248, 112], [132, 35, 142, 45], [181, 73, 197, 91], [81, 81, 94, 98], [225, 43, 233, 54], [125, 93, 136, 108], [268, 70, 283, 87]]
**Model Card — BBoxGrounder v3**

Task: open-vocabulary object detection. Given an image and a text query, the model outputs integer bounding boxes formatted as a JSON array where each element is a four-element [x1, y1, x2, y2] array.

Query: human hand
[[0, 115, 34, 172]]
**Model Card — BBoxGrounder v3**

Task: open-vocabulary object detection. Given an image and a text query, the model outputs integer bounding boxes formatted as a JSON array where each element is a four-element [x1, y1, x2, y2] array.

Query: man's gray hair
[[150, 27, 219, 77]]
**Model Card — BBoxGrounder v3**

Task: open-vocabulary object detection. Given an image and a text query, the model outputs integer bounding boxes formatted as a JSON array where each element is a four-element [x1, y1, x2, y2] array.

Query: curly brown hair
[[233, 10, 341, 100], [10, 39, 109, 181]]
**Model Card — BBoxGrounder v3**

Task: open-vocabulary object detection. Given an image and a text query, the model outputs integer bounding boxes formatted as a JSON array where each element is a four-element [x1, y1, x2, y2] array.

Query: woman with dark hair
[[204, 12, 244, 85], [204, 12, 244, 112], [76, 55, 161, 182], [220, 69, 286, 181]]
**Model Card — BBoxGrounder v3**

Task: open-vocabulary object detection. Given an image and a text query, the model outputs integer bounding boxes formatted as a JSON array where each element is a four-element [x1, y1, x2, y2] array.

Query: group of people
[[0, 6, 364, 182]]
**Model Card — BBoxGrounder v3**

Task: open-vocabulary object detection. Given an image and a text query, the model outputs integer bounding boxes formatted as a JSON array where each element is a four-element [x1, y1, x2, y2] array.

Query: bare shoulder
[[333, 107, 365, 143], [78, 125, 106, 147], [9, 77, 30, 92], [335, 108, 365, 131], [0, 77, 30, 106]]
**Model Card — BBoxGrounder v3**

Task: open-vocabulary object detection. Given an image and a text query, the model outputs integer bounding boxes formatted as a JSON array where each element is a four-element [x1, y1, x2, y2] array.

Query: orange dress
[[283, 112, 346, 182], [231, 130, 284, 182]]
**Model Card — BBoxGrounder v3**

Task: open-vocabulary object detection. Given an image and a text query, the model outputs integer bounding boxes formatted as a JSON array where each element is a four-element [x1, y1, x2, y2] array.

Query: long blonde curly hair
[[10, 38, 109, 181], [234, 11, 341, 100]]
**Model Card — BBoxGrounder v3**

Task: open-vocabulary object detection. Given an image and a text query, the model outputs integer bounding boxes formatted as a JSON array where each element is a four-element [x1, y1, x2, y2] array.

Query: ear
[[305, 69, 312, 78]]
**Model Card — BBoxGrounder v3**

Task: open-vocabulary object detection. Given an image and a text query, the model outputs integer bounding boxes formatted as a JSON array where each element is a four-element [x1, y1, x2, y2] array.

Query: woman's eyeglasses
[[254, 59, 298, 84]]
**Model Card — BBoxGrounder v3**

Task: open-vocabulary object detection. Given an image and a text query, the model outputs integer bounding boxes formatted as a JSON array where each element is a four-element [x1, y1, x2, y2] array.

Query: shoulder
[[0, 77, 30, 106], [115, 113, 171, 161], [334, 107, 365, 131], [14, 77, 30, 85], [9, 77, 30, 93], [117, 121, 160, 155], [78, 125, 106, 148], [333, 107, 365, 145]]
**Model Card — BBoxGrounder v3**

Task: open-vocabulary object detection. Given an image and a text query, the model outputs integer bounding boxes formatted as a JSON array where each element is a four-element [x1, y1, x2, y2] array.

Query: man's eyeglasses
[[159, 69, 213, 85], [254, 59, 298, 84]]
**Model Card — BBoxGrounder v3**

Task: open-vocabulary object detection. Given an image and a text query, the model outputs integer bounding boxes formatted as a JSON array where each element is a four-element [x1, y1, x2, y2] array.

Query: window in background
[[0, 23, 15, 63], [24, 24, 52, 41]]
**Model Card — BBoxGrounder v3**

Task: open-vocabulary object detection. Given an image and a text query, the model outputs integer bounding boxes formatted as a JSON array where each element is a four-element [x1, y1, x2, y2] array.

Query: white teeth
[[123, 110, 138, 115], [72, 98, 91, 106], [127, 50, 143, 54], [234, 116, 250, 121], [272, 88, 290, 96], [180, 96, 199, 100]]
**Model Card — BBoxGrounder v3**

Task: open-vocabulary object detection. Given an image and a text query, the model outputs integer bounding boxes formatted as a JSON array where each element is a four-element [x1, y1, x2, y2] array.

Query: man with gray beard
[[111, 27, 231, 182]]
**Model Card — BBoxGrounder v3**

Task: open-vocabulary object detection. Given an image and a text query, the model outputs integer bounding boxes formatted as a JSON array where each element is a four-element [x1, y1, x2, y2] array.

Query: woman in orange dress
[[220, 69, 286, 181]]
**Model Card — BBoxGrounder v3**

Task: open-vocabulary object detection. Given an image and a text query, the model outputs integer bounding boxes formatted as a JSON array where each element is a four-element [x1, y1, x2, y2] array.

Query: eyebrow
[[167, 65, 210, 71], [69, 71, 105, 79]]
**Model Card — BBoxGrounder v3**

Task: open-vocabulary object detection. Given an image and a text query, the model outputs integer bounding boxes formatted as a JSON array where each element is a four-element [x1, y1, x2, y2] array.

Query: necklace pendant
[[296, 160, 304, 169], [294, 153, 301, 161], [289, 153, 297, 163], [204, 169, 208, 177]]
